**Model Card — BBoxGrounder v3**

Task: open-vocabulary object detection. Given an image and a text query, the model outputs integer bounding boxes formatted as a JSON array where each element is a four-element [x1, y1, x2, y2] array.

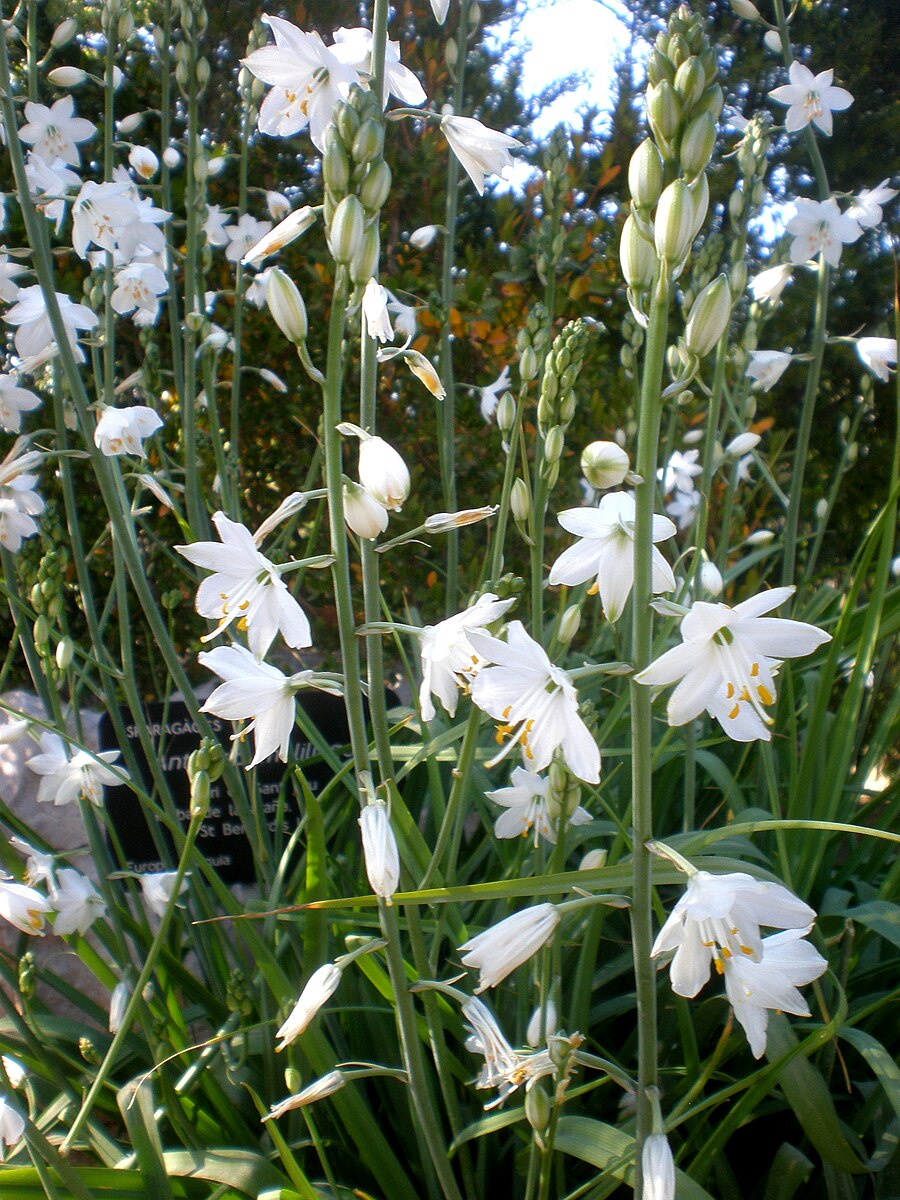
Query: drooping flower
[[479, 365, 511, 422], [0, 376, 41, 434], [635, 586, 830, 741], [275, 963, 342, 1051], [400, 348, 446, 399], [362, 279, 394, 343], [459, 903, 560, 992], [0, 877, 53, 936], [109, 980, 130, 1033], [343, 481, 389, 539], [50, 868, 106, 936], [487, 767, 590, 846], [440, 115, 522, 195], [94, 405, 163, 456], [18, 96, 95, 165], [856, 337, 896, 382], [845, 180, 897, 229], [651, 868, 817, 999], [581, 441, 630, 490], [263, 1071, 346, 1120], [748, 263, 793, 304], [642, 1133, 676, 1200], [176, 511, 312, 658], [549, 493, 676, 623], [358, 436, 409, 512], [723, 927, 828, 1058], [746, 350, 793, 391], [140, 870, 188, 920], [417, 591, 515, 722], [769, 61, 853, 136], [469, 621, 601, 782], [10, 836, 55, 888], [359, 801, 400, 902], [786, 198, 862, 267], [202, 204, 232, 247], [4, 285, 98, 364], [27, 732, 127, 806], [462, 996, 556, 1108], [24, 154, 81, 233], [0, 499, 38, 553]]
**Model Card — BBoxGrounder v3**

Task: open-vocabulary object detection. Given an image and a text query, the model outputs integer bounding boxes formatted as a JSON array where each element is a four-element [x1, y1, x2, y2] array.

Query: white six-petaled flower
[[4, 285, 98, 364], [856, 337, 896, 382], [417, 591, 515, 722], [769, 61, 853, 136], [459, 903, 560, 992], [50, 868, 106, 936], [845, 179, 897, 229], [635, 586, 830, 741], [27, 732, 127, 806], [785, 198, 861, 267], [94, 405, 163, 457], [0, 877, 53, 936], [487, 767, 590, 847], [745, 350, 793, 391], [140, 871, 188, 920], [440, 115, 522, 196]]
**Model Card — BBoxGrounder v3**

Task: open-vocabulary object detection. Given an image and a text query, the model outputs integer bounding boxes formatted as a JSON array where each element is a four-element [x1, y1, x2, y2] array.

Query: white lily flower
[[748, 263, 793, 304], [24, 153, 81, 233], [856, 337, 896, 382], [94, 405, 163, 456], [224, 213, 273, 265], [786, 198, 861, 267], [417, 591, 514, 722], [50, 868, 106, 936], [110, 263, 168, 321], [10, 837, 54, 888], [18, 96, 95, 165], [176, 511, 312, 658], [27, 732, 127, 806], [459, 903, 560, 992], [642, 1133, 676, 1200], [0, 877, 53, 936], [845, 179, 897, 229], [636, 586, 830, 741], [0, 250, 27, 303], [746, 350, 792, 391], [549, 493, 676, 623], [463, 997, 556, 1108], [140, 870, 188, 920], [362, 279, 394, 343], [658, 449, 702, 496], [331, 27, 426, 108], [275, 963, 342, 1051], [723, 927, 828, 1058], [651, 869, 817, 999], [440, 115, 522, 195], [487, 767, 590, 847], [479, 365, 511, 422], [769, 61, 853, 136], [4, 285, 98, 364], [358, 436, 409, 512], [386, 292, 419, 340], [203, 204, 231, 248], [359, 800, 400, 902], [0, 376, 41, 434], [0, 499, 38, 552], [0, 1098, 25, 1151], [469, 621, 601, 782], [263, 1071, 346, 1120]]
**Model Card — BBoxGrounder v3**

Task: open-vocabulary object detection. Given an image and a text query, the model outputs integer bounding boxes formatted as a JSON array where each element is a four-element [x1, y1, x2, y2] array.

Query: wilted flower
[[642, 1133, 675, 1200], [463, 996, 557, 1108], [275, 963, 342, 1051], [128, 146, 159, 179], [746, 350, 792, 391], [769, 61, 853, 136], [242, 206, 316, 266], [856, 337, 896, 382], [440, 115, 522, 195], [27, 732, 127, 806], [359, 801, 400, 902], [0, 877, 53, 936], [423, 506, 497, 532], [459, 903, 560, 992], [479, 365, 511, 422], [94, 405, 163, 456], [225, 214, 273, 264], [263, 1071, 345, 1120], [400, 348, 446, 399]]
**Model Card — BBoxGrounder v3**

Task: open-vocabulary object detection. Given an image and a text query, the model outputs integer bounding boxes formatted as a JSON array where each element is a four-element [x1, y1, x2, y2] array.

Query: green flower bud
[[648, 80, 681, 143], [731, 0, 761, 19], [667, 32, 690, 68], [544, 425, 565, 464], [328, 195, 365, 264], [581, 440, 630, 488], [558, 604, 582, 645], [685, 274, 731, 357], [55, 637, 74, 670], [323, 133, 351, 197], [628, 139, 664, 209], [33, 615, 50, 646], [351, 118, 385, 165], [680, 112, 716, 180], [266, 267, 308, 345], [359, 159, 392, 213], [673, 56, 705, 109], [190, 770, 211, 818], [729, 260, 747, 297], [496, 392, 516, 436], [620, 214, 656, 290], [336, 102, 361, 145], [510, 478, 530, 523], [688, 171, 709, 240], [654, 179, 695, 266], [349, 224, 380, 284], [647, 49, 675, 86], [525, 1082, 551, 1135], [519, 345, 538, 382], [694, 82, 724, 122]]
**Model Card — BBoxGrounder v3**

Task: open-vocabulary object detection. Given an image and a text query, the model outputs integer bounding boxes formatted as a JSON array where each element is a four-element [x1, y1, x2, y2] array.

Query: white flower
[[224, 214, 273, 265], [856, 337, 896, 382], [0, 249, 27, 303], [263, 1072, 346, 1120], [10, 836, 54, 888], [746, 350, 793, 391], [176, 511, 312, 658], [549, 493, 676, 623], [642, 1133, 675, 1200], [845, 179, 897, 229], [479, 365, 510, 422], [430, 0, 451, 23], [0, 877, 53, 935], [128, 145, 159, 179], [698, 561, 723, 597], [242, 206, 316, 265], [50, 868, 106, 936], [409, 224, 440, 249], [266, 190, 290, 220], [331, 27, 426, 108], [24, 154, 80, 233], [27, 732, 127, 806], [199, 645, 296, 768], [358, 436, 409, 512], [359, 801, 400, 902], [0, 376, 41, 434], [725, 432, 761, 457], [462, 997, 556, 1108], [665, 488, 700, 531], [242, 17, 360, 150], [581, 441, 630, 490], [487, 767, 590, 846], [275, 963, 342, 1051], [94, 405, 163, 456], [386, 293, 419, 340], [343, 482, 389, 539], [0, 1098, 25, 1151], [636, 586, 831, 742], [418, 592, 515, 722], [786, 198, 862, 267], [769, 61, 853, 136], [362, 279, 394, 343], [651, 869, 817, 999], [724, 928, 828, 1058], [18, 96, 95, 165], [0, 499, 38, 552], [203, 204, 231, 248], [140, 871, 188, 920], [459, 903, 560, 992], [469, 621, 601, 782], [4, 285, 98, 364], [1, 1057, 25, 1089], [71, 181, 136, 257], [440, 115, 522, 195], [658, 449, 701, 496], [749, 263, 793, 304], [109, 980, 130, 1033], [110, 263, 168, 321]]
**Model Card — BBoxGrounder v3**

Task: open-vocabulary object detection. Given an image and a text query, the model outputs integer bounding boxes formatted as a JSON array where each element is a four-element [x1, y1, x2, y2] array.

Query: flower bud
[[581, 440, 629, 489], [350, 224, 381, 284], [266, 268, 308, 345], [746, 529, 774, 546], [731, 0, 761, 17], [673, 56, 705, 109], [519, 345, 538, 381], [510, 478, 530, 523], [409, 224, 439, 249], [680, 112, 716, 180], [358, 437, 410, 512], [688, 171, 709, 240], [654, 180, 695, 266], [815, 498, 828, 521], [109, 981, 130, 1033], [694, 83, 724, 122], [55, 637, 74, 670], [359, 159, 392, 213], [117, 112, 142, 134], [558, 604, 582, 645], [647, 49, 675, 86], [162, 147, 181, 169], [48, 66, 87, 87], [525, 1082, 551, 1136], [628, 140, 664, 210], [329, 196, 365, 264], [580, 848, 607, 871], [725, 431, 759, 456], [343, 482, 389, 539], [648, 80, 682, 144], [323, 136, 351, 196], [51, 18, 78, 47], [685, 274, 731, 358], [763, 29, 782, 53], [351, 118, 385, 165], [544, 425, 565, 464], [729, 260, 747, 297], [620, 215, 656, 290], [699, 560, 723, 596], [190, 770, 210, 818], [359, 801, 400, 903]]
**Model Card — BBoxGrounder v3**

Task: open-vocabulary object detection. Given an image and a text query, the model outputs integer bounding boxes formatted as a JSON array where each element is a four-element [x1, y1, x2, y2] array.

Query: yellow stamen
[[757, 684, 773, 705], [728, 704, 740, 720]]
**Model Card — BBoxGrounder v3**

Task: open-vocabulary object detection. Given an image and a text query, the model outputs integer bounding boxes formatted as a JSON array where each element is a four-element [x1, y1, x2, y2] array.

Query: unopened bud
[[673, 57, 705, 109], [694, 83, 724, 122], [731, 0, 761, 18], [510, 478, 530, 523], [725, 431, 760, 456], [815, 498, 828, 521], [763, 29, 782, 53], [525, 1083, 551, 1136], [51, 18, 78, 47], [580, 848, 607, 871], [190, 770, 210, 818], [48, 66, 87, 87], [558, 604, 581, 645], [688, 172, 709, 240], [729, 260, 747, 297], [343, 482, 389, 539], [55, 637, 74, 670], [266, 267, 308, 345], [496, 392, 515, 436], [519, 345, 538, 382], [544, 425, 565, 465], [359, 159, 392, 213], [620, 214, 656, 290], [350, 224, 380, 284], [352, 118, 385, 165], [581, 440, 629, 489], [628, 139, 664, 210], [329, 195, 365, 264], [648, 80, 681, 144], [685, 275, 731, 358], [746, 529, 774, 545], [654, 180, 695, 266], [680, 112, 716, 180], [699, 560, 723, 596]]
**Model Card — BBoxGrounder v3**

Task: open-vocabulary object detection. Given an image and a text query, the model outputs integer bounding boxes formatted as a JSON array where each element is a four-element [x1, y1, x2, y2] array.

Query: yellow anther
[[750, 662, 759, 677], [502, 705, 512, 719], [726, 682, 735, 699], [728, 703, 740, 720], [740, 945, 753, 956], [587, 582, 599, 596], [713, 957, 724, 975], [757, 684, 773, 705]]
